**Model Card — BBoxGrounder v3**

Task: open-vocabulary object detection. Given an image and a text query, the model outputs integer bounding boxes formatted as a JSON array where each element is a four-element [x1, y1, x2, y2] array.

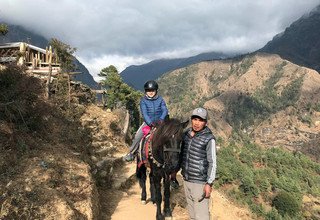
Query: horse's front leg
[[154, 170, 164, 220], [138, 165, 147, 204], [149, 169, 156, 204], [163, 173, 172, 217]]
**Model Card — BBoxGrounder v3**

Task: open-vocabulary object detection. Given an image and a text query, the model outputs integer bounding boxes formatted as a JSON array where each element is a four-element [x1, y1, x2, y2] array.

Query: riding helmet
[[144, 80, 158, 91]]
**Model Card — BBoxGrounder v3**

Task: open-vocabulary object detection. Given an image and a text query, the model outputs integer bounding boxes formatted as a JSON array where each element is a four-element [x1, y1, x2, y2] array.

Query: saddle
[[137, 125, 155, 168]]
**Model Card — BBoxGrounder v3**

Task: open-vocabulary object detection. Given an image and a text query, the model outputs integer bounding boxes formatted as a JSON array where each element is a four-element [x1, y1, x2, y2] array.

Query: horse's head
[[152, 118, 189, 173]]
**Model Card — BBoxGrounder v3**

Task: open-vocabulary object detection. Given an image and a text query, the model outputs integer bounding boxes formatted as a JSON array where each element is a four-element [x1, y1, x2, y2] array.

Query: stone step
[[91, 141, 112, 148], [95, 155, 123, 169], [94, 146, 117, 156]]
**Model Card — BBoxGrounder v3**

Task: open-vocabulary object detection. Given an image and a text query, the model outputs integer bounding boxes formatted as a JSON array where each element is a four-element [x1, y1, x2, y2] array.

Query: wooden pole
[[18, 42, 26, 65], [68, 73, 71, 108], [27, 46, 31, 62], [37, 51, 40, 65], [45, 47, 48, 62], [46, 47, 53, 99]]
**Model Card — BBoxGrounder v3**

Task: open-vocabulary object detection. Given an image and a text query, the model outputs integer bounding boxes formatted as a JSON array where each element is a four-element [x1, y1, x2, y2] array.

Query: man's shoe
[[170, 178, 179, 189], [122, 153, 135, 162]]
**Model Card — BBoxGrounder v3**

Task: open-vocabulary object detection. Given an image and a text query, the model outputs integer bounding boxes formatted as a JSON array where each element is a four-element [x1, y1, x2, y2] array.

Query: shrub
[[239, 150, 253, 165], [265, 208, 283, 220], [255, 175, 271, 192], [272, 191, 301, 217], [314, 103, 320, 112], [216, 164, 234, 185], [240, 175, 260, 197], [0, 65, 49, 131]]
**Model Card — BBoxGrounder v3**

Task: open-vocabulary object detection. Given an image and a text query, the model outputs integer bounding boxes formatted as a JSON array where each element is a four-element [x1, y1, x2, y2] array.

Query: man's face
[[191, 117, 206, 132]]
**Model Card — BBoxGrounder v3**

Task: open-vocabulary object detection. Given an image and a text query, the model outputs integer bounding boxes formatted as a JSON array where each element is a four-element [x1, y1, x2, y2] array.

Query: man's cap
[[191, 107, 207, 120]]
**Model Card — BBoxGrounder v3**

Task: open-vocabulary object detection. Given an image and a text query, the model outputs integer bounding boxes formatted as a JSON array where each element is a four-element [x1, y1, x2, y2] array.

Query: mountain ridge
[[157, 53, 320, 160], [259, 4, 320, 72], [121, 51, 229, 90], [121, 4, 320, 90]]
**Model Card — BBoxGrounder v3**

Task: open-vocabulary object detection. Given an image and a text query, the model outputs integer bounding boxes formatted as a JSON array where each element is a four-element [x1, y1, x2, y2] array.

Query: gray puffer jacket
[[180, 126, 216, 185]]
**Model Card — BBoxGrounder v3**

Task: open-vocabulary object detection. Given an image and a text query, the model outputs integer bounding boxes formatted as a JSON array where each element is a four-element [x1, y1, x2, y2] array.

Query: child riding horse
[[136, 118, 188, 220]]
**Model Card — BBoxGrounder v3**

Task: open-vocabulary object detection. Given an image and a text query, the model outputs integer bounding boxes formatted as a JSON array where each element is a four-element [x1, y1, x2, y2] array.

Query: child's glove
[[152, 120, 163, 127]]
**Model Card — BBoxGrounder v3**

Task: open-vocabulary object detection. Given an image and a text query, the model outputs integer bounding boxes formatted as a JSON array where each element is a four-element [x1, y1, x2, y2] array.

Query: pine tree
[[99, 65, 142, 130], [0, 23, 8, 35], [99, 65, 123, 109]]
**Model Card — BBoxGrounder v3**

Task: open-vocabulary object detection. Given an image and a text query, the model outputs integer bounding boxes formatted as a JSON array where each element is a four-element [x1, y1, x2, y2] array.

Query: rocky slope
[[0, 66, 125, 219], [259, 5, 320, 73], [0, 103, 130, 219], [158, 53, 320, 157]]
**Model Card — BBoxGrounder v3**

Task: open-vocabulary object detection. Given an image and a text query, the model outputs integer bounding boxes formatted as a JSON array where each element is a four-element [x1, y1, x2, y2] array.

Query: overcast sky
[[1, 0, 319, 81]]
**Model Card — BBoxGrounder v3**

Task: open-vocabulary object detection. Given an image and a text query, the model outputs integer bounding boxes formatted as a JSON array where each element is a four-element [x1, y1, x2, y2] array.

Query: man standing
[[180, 107, 216, 220]]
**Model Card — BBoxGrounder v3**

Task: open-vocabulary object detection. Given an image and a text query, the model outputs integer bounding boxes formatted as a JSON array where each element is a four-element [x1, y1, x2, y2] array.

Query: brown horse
[[136, 118, 188, 220]]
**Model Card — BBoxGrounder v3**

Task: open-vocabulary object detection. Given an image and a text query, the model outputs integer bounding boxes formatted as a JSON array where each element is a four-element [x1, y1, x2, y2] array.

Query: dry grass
[[0, 65, 99, 219]]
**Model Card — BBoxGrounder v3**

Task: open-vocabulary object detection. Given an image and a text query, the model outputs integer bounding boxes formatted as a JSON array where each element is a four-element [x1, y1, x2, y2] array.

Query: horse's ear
[[181, 120, 189, 128]]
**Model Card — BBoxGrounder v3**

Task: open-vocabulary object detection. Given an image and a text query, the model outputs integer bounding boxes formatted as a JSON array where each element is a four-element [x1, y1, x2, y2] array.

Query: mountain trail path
[[98, 153, 252, 220]]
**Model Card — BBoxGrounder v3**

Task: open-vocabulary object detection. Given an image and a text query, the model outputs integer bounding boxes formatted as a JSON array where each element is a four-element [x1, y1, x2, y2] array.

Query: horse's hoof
[[156, 214, 165, 220], [141, 200, 146, 205], [164, 208, 172, 217], [165, 217, 173, 220]]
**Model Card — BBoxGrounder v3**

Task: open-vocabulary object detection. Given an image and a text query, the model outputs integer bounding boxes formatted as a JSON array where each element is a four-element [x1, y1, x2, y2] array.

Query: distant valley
[[158, 53, 320, 160]]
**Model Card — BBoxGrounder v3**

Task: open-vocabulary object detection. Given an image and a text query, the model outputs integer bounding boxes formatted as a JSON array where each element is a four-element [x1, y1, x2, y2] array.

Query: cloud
[[78, 54, 149, 80], [1, 0, 319, 78]]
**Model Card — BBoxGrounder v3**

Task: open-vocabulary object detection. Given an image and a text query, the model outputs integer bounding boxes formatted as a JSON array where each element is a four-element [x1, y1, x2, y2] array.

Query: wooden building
[[0, 42, 60, 77], [0, 42, 100, 104]]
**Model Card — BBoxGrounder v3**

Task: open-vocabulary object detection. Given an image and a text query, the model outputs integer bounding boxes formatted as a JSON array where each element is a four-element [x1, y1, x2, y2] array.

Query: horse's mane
[[152, 118, 184, 149]]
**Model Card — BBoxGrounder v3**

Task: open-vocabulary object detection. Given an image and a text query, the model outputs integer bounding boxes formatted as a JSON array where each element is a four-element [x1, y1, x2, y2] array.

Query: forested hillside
[[158, 53, 320, 157], [157, 52, 320, 219], [217, 143, 320, 219]]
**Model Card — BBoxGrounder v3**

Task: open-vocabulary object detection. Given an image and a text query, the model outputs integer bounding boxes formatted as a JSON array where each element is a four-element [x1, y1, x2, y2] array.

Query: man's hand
[[203, 184, 212, 198]]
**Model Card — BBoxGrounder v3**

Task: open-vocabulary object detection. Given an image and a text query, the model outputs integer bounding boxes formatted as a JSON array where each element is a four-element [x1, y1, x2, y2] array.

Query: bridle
[[150, 133, 181, 168]]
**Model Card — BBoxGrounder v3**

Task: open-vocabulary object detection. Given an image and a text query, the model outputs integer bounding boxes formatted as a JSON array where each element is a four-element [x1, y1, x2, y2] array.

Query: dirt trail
[[99, 160, 189, 220], [99, 159, 253, 220], [110, 181, 188, 220], [80, 106, 252, 220]]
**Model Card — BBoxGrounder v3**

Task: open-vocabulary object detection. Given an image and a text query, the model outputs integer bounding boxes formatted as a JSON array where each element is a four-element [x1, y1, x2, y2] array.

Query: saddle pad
[[137, 133, 151, 168]]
